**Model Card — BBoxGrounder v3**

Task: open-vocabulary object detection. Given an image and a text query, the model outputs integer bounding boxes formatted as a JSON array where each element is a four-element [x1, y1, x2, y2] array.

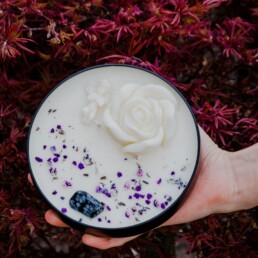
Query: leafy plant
[[0, 0, 257, 257]]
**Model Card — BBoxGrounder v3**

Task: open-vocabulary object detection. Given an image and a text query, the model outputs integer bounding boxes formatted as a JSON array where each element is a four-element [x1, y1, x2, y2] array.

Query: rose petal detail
[[103, 109, 137, 143], [110, 83, 139, 118], [159, 99, 177, 141], [122, 98, 162, 139], [134, 84, 177, 105], [123, 127, 164, 154]]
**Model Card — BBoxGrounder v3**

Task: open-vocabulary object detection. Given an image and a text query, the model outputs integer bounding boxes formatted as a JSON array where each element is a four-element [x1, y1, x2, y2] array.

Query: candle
[[28, 65, 200, 237]]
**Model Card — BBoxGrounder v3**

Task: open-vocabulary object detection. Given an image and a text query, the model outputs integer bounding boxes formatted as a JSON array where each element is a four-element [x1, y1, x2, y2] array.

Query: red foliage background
[[0, 0, 258, 257]]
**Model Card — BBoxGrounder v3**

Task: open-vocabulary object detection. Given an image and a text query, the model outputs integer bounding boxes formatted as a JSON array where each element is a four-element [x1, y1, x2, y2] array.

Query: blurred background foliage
[[0, 0, 258, 257]]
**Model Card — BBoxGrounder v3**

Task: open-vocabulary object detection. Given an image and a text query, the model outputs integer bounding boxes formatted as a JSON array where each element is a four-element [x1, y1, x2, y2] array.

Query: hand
[[28, 126, 258, 249]]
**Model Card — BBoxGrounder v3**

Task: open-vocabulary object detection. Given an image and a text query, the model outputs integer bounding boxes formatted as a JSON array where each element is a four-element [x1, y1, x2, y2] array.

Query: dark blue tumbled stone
[[69, 191, 104, 218]]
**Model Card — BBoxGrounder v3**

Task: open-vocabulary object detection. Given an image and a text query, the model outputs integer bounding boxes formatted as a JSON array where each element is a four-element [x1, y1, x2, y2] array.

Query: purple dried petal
[[135, 185, 141, 191], [139, 194, 145, 198], [107, 220, 111, 223], [61, 208, 67, 213], [133, 193, 140, 199], [50, 128, 55, 133], [147, 194, 153, 199], [63, 155, 68, 159], [78, 163, 84, 170], [52, 190, 57, 195], [104, 191, 111, 198], [50, 146, 56, 152], [63, 180, 72, 187], [63, 144, 67, 149], [106, 205, 111, 211], [97, 187, 111, 198], [161, 203, 166, 209], [98, 218, 102, 222], [53, 157, 58, 163], [57, 125, 62, 130], [72, 161, 77, 166], [157, 178, 162, 184], [128, 195, 132, 199], [125, 211, 130, 218], [54, 153, 60, 157], [47, 158, 52, 166], [145, 200, 151, 205], [153, 200, 159, 207], [137, 168, 143, 177], [35, 157, 43, 162], [117, 172, 123, 178], [96, 186, 102, 192]]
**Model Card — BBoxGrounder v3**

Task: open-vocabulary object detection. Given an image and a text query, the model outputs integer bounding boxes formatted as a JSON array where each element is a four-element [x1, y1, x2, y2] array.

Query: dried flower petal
[[61, 208, 67, 213], [78, 163, 84, 169], [35, 157, 43, 162]]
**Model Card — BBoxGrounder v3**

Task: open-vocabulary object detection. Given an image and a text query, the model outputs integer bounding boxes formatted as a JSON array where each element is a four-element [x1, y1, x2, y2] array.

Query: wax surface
[[28, 66, 199, 229]]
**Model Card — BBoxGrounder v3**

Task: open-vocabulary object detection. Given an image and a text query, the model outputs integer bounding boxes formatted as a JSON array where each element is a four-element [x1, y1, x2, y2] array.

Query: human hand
[[28, 126, 258, 249]]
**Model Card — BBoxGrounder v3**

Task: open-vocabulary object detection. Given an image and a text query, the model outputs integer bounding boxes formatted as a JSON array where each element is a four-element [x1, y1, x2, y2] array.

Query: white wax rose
[[103, 83, 177, 154]]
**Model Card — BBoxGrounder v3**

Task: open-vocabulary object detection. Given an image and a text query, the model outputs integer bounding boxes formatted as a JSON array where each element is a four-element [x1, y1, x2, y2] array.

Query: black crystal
[[69, 191, 104, 218]]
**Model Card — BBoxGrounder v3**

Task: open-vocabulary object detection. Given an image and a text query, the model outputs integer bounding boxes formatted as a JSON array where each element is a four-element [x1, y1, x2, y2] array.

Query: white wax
[[28, 66, 199, 229]]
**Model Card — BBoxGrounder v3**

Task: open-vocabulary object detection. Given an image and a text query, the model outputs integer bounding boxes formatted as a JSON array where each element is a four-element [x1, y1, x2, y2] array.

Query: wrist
[[228, 143, 258, 211]]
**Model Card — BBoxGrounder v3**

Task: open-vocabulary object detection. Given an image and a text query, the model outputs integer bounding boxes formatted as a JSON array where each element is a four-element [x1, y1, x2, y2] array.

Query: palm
[[163, 126, 232, 226]]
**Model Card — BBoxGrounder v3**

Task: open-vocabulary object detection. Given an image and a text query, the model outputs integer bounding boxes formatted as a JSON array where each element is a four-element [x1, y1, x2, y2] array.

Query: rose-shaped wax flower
[[103, 84, 177, 154]]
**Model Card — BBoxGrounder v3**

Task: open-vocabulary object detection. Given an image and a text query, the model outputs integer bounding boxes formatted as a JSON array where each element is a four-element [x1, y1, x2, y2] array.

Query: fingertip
[[28, 174, 34, 185], [82, 234, 138, 249], [82, 234, 112, 249], [45, 209, 69, 227]]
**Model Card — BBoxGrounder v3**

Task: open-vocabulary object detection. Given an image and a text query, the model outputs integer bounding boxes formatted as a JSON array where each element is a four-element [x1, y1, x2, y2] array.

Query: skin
[[28, 126, 258, 250]]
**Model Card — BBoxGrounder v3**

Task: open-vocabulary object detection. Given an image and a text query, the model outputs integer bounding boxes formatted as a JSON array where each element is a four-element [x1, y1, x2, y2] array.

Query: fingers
[[28, 173, 137, 249], [28, 173, 33, 185], [45, 207, 138, 249], [82, 234, 138, 250], [45, 209, 69, 227], [45, 210, 138, 249], [45, 205, 138, 249]]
